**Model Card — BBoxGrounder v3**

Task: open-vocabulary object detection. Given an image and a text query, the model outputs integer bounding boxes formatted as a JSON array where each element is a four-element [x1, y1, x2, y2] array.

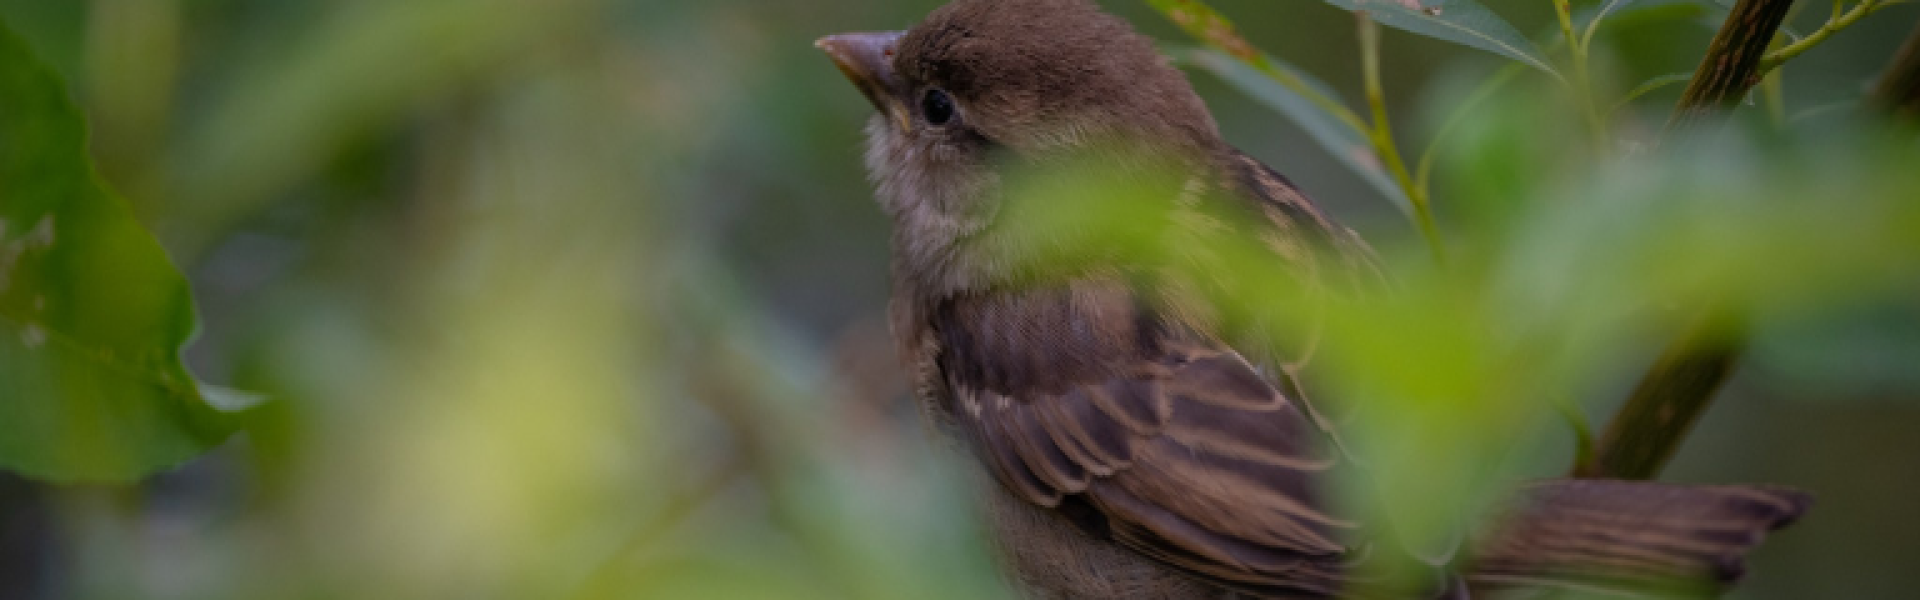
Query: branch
[[1575, 314, 1744, 478], [1665, 0, 1798, 133], [1583, 0, 1794, 480], [1870, 18, 1920, 119]]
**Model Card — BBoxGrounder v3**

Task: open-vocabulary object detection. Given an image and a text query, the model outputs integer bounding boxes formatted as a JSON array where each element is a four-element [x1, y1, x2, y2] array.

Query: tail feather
[[1467, 479, 1811, 595]]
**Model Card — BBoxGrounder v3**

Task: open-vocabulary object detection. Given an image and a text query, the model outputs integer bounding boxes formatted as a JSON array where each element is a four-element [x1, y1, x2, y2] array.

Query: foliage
[[0, 21, 241, 483], [0, 0, 1916, 598], [996, 113, 1920, 587], [1140, 0, 1920, 590]]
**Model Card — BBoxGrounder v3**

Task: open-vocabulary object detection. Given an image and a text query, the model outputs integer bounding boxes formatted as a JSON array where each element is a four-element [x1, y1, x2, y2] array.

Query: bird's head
[[819, 0, 1222, 295]]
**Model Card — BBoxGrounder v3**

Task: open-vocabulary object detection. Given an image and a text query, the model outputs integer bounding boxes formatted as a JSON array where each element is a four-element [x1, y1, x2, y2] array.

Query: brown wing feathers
[[1468, 479, 1811, 593], [931, 282, 1361, 593]]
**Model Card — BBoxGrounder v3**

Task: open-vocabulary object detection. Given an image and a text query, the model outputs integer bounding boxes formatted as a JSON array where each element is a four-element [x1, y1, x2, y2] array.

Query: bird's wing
[[930, 283, 1362, 596], [1222, 148, 1387, 298]]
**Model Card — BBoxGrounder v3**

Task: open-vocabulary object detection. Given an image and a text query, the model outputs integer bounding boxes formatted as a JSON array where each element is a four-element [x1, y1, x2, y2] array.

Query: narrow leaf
[[1183, 48, 1413, 215], [0, 20, 238, 482], [1585, 0, 1643, 32], [1319, 0, 1561, 77], [1148, 0, 1369, 134]]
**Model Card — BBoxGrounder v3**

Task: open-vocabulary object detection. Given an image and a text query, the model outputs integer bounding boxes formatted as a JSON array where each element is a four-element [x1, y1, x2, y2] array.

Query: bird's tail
[[1465, 479, 1811, 596]]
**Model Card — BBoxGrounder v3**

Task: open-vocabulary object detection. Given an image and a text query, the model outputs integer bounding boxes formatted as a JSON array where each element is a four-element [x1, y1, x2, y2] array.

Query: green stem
[[1555, 0, 1580, 55], [1761, 0, 1896, 74], [1555, 0, 1608, 145], [1358, 13, 1445, 264]]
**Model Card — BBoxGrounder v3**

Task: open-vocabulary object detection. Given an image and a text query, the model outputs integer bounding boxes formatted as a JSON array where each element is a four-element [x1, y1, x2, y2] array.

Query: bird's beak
[[816, 31, 910, 131]]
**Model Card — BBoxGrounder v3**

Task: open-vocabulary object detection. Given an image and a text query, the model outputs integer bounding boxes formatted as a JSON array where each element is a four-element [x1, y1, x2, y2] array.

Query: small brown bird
[[817, 1, 1809, 598]]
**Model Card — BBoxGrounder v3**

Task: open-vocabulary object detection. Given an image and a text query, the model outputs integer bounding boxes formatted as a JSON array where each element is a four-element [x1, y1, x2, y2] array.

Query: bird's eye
[[921, 88, 956, 126]]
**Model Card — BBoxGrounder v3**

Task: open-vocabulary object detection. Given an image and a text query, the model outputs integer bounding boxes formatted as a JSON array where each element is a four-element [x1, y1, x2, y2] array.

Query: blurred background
[[0, 0, 1916, 598]]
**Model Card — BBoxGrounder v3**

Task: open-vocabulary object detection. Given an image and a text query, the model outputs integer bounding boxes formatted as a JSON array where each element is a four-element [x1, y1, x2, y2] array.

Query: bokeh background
[[1, 0, 1917, 598]]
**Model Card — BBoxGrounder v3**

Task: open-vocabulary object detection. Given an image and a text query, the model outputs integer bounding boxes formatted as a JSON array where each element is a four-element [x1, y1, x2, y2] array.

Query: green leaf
[[1183, 48, 1413, 215], [1319, 0, 1560, 77], [0, 20, 238, 482], [168, 0, 594, 261]]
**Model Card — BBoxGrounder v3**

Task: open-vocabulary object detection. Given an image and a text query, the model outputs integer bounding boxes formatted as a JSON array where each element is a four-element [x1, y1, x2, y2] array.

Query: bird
[[815, 1, 1810, 598]]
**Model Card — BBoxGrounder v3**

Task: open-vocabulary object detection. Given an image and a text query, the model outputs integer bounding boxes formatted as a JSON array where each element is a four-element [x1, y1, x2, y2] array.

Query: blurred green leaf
[[665, 263, 1015, 600], [1184, 47, 1413, 215], [3, 0, 1914, 595], [167, 0, 596, 260], [1319, 0, 1560, 77], [991, 102, 1920, 588], [1421, 75, 1587, 257], [1489, 136, 1920, 327], [0, 20, 237, 482], [0, 0, 84, 78]]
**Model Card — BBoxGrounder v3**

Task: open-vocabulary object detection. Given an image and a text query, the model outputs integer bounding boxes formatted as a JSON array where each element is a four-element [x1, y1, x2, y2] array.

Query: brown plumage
[[816, 1, 1809, 598]]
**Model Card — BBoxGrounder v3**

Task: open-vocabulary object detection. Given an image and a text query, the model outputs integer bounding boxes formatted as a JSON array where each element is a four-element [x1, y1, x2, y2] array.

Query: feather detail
[[1467, 479, 1811, 594], [929, 281, 1361, 594]]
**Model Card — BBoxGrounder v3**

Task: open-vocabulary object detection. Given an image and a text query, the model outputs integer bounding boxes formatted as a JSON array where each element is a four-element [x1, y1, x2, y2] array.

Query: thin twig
[[1555, 0, 1608, 144], [1760, 0, 1901, 74]]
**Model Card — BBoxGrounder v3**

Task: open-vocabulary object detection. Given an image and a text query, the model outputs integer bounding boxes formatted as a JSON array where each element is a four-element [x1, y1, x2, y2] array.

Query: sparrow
[[817, 1, 1810, 598]]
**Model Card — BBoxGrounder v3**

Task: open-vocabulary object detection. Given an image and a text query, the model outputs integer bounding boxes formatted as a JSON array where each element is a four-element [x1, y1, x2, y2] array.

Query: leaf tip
[[200, 383, 270, 413]]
